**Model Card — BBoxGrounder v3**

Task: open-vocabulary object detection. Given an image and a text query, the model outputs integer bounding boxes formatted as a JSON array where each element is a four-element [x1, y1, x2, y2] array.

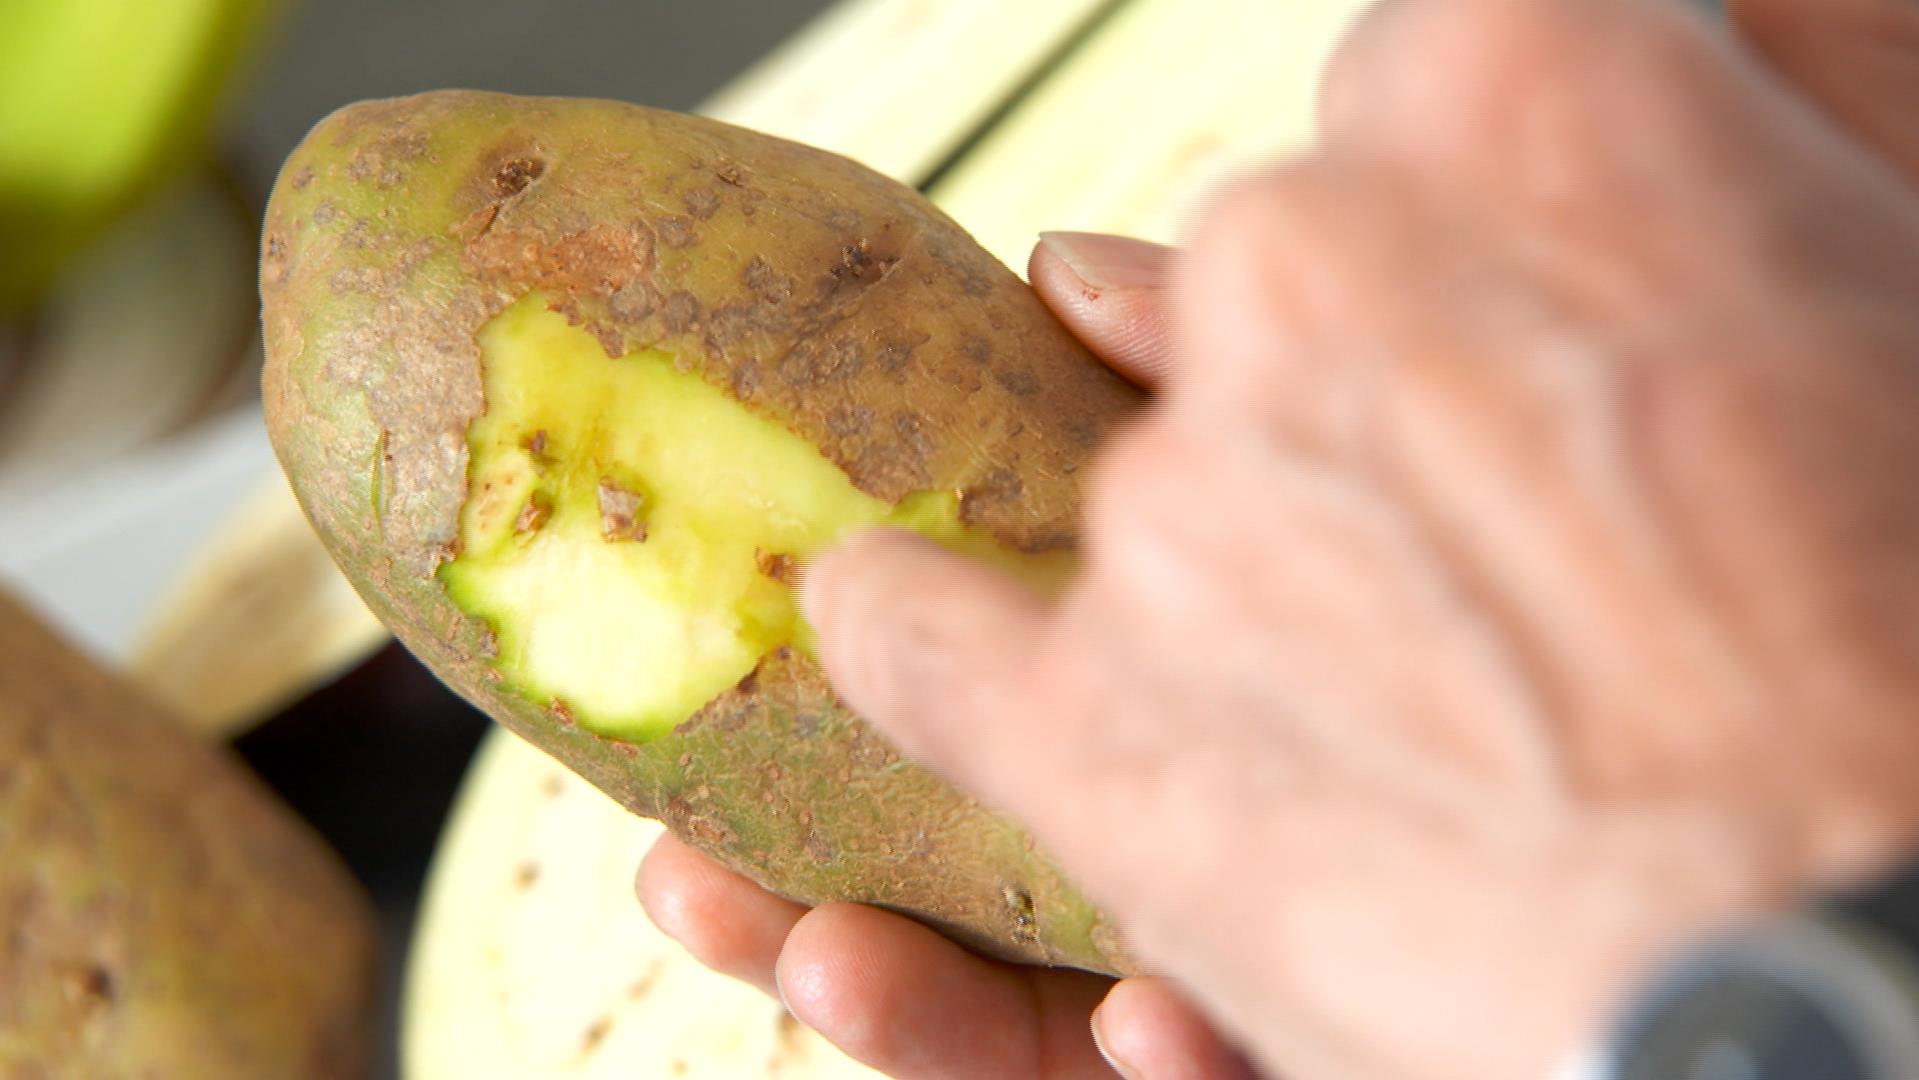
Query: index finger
[[1029, 232, 1176, 389]]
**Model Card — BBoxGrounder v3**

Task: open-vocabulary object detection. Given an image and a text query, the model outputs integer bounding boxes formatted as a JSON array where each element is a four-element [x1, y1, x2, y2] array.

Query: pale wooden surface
[[934, 0, 1366, 266]]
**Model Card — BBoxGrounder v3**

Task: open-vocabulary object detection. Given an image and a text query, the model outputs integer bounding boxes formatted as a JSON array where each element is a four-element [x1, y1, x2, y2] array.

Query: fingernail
[[1039, 231, 1169, 292], [1091, 1002, 1144, 1080]]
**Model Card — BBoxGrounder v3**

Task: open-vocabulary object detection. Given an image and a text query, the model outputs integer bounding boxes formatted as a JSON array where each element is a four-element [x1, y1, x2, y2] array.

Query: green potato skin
[[0, 594, 377, 1078], [262, 91, 1142, 973]]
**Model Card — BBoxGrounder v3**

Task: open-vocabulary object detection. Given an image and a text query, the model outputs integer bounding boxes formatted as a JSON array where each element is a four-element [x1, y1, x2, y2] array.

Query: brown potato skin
[[263, 91, 1142, 973], [0, 593, 377, 1078]]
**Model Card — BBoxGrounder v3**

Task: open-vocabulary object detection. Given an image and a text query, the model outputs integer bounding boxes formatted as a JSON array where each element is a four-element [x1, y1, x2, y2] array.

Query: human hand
[[643, 0, 1919, 1077]]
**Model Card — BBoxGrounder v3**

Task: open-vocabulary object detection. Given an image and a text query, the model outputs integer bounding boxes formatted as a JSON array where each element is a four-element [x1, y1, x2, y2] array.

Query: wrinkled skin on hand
[[644, 0, 1919, 1077]]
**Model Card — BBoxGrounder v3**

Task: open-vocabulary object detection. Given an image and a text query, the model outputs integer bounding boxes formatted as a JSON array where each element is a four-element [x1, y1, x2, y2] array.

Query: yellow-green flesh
[[442, 295, 1067, 741]]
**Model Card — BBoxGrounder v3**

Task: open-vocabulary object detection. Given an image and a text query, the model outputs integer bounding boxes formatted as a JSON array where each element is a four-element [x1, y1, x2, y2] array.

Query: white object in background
[[0, 170, 261, 666], [404, 729, 884, 1079], [0, 405, 275, 662], [932, 0, 1371, 268], [702, 0, 1112, 180]]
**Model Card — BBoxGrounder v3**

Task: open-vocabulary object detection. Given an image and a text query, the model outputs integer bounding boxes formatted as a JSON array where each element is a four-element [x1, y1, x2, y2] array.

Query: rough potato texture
[[263, 91, 1142, 973], [0, 593, 377, 1078]]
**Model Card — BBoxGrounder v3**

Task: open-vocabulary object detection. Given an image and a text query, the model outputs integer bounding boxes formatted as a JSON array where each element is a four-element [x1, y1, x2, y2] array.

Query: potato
[[0, 592, 377, 1078], [262, 90, 1141, 973]]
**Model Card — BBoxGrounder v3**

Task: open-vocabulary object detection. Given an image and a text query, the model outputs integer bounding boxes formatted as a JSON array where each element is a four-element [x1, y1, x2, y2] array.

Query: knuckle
[[1343, 0, 1718, 180]]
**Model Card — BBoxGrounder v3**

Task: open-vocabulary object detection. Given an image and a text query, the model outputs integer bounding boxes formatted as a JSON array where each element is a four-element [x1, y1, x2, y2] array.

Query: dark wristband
[[1589, 863, 1919, 1080]]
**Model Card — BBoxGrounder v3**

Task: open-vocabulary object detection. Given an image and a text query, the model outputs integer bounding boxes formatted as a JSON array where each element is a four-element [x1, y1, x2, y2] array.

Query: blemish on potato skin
[[1002, 885, 1039, 946], [995, 368, 1039, 397], [777, 336, 866, 387], [875, 335, 925, 374], [493, 156, 545, 198], [465, 222, 653, 298], [462, 202, 501, 242], [655, 214, 698, 249], [804, 829, 836, 865], [660, 291, 702, 334], [825, 406, 872, 438], [741, 256, 792, 304], [63, 965, 116, 1010], [731, 358, 762, 399], [959, 468, 1025, 525], [682, 187, 721, 220], [369, 431, 390, 524], [608, 280, 657, 321], [513, 861, 540, 889]]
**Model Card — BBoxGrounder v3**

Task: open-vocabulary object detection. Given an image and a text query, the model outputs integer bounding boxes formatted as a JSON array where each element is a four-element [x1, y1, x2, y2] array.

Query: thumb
[[800, 529, 1050, 799], [1731, 0, 1919, 182]]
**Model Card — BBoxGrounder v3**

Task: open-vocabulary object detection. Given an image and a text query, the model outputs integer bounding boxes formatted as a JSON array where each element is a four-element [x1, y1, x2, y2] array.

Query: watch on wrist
[[1579, 863, 1919, 1080]]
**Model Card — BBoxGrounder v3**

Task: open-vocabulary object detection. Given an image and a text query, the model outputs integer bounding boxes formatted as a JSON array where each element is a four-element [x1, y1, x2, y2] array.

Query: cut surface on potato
[[443, 294, 1066, 741]]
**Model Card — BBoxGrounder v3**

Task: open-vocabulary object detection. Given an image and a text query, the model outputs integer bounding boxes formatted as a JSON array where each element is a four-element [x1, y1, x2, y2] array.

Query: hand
[[642, 0, 1919, 1077]]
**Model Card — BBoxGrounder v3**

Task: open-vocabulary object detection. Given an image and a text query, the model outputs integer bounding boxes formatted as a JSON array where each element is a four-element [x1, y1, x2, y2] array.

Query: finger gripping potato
[[262, 90, 1141, 973]]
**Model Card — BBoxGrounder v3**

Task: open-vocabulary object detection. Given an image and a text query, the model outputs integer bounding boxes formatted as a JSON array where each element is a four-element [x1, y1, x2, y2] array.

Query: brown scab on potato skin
[[1003, 885, 1040, 946], [655, 214, 698, 249], [664, 796, 736, 847], [682, 187, 720, 220], [493, 155, 545, 198], [63, 965, 116, 1011]]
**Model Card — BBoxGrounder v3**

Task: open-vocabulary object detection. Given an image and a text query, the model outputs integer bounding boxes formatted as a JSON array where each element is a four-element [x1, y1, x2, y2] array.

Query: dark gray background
[[232, 0, 835, 195]]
